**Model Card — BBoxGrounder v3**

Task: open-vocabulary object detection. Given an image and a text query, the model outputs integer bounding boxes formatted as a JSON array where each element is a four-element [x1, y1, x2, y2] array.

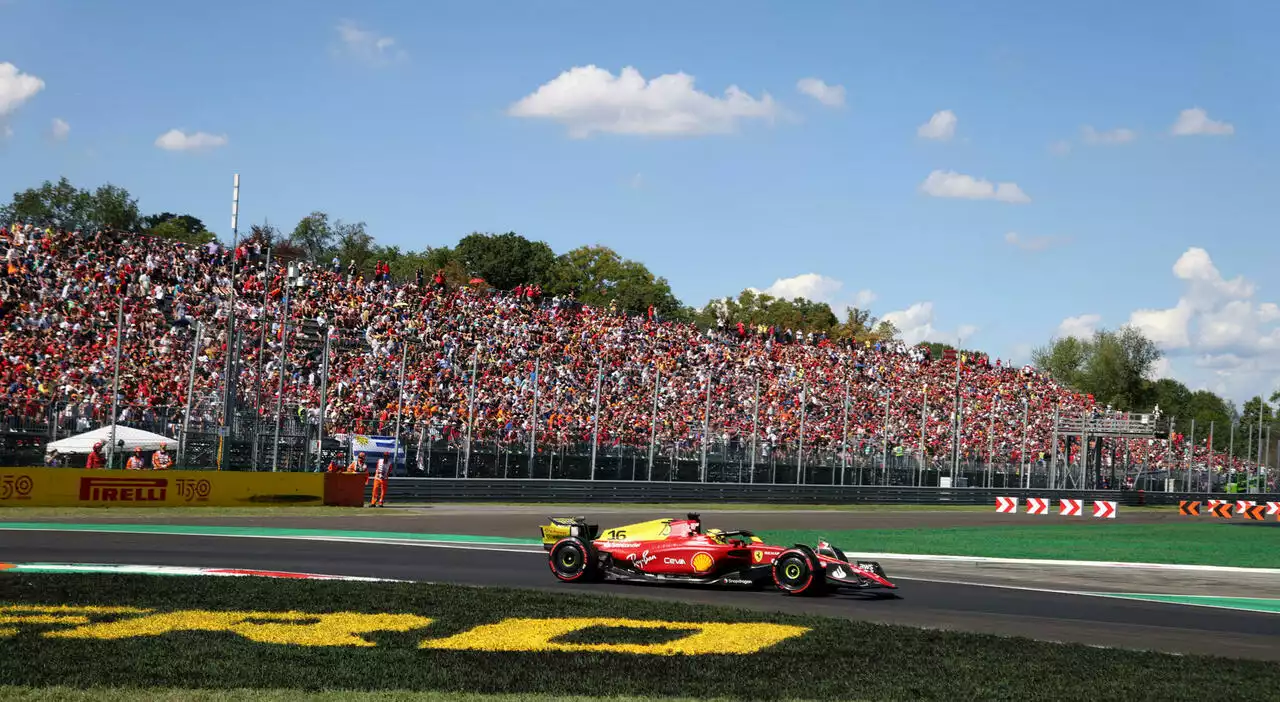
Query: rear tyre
[[549, 537, 598, 583], [772, 549, 825, 596]]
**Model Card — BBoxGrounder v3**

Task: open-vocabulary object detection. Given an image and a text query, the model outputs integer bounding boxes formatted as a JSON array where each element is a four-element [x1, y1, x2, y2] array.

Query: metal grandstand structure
[[1050, 408, 1167, 490]]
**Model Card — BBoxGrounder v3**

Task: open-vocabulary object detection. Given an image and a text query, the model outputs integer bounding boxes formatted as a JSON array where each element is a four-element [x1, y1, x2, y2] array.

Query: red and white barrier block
[[1236, 500, 1257, 514], [996, 496, 1019, 514], [1059, 499, 1083, 516], [1092, 501, 1117, 519], [1027, 498, 1051, 515], [1266, 502, 1280, 517]]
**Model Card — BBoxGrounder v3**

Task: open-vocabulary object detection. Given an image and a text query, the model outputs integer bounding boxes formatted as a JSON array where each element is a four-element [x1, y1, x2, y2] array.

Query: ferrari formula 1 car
[[540, 513, 895, 596]]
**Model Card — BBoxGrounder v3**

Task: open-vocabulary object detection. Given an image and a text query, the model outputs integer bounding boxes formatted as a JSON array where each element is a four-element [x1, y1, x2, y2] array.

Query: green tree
[[88, 184, 142, 232], [332, 220, 375, 272], [143, 212, 215, 245], [1237, 396, 1274, 460], [289, 211, 334, 261], [695, 289, 840, 334], [149, 218, 216, 245], [454, 232, 558, 290], [549, 245, 682, 318], [1, 177, 89, 229], [1032, 325, 1162, 409]]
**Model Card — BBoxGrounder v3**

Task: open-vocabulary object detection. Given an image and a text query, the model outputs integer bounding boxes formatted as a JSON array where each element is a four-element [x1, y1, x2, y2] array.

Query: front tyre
[[772, 549, 825, 596], [549, 537, 598, 582]]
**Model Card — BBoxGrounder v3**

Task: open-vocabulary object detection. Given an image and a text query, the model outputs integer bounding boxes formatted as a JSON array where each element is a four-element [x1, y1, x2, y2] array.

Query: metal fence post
[[392, 338, 408, 475], [881, 391, 891, 486], [590, 357, 602, 480], [179, 321, 203, 468], [918, 384, 927, 487], [316, 329, 331, 471], [1186, 418, 1196, 492], [463, 348, 477, 478], [1257, 403, 1265, 493], [1207, 420, 1215, 492], [529, 356, 539, 477], [990, 402, 999, 489], [107, 294, 124, 469], [750, 375, 759, 482], [271, 288, 291, 473], [840, 380, 849, 485], [796, 382, 806, 484], [700, 372, 711, 482], [1019, 397, 1029, 488], [647, 363, 659, 480]]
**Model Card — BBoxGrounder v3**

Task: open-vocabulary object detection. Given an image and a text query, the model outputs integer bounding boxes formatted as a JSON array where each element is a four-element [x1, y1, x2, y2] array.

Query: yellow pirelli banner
[[0, 468, 326, 508]]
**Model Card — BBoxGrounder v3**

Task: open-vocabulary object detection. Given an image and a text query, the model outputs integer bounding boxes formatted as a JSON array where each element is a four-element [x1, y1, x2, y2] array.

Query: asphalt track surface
[[3, 529, 1278, 661]]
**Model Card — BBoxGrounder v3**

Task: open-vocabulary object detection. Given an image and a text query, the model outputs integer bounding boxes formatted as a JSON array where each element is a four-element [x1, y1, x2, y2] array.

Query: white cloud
[[920, 170, 1030, 203], [1170, 107, 1234, 136], [1004, 231, 1066, 252], [742, 273, 877, 320], [917, 110, 957, 141], [1049, 140, 1071, 156], [2, 123, 11, 139], [1124, 247, 1280, 401], [334, 20, 405, 66], [795, 77, 845, 107], [508, 65, 781, 138], [50, 117, 69, 141], [154, 129, 228, 152], [0, 62, 44, 116], [1057, 314, 1101, 340], [1081, 125, 1136, 145], [882, 301, 977, 346]]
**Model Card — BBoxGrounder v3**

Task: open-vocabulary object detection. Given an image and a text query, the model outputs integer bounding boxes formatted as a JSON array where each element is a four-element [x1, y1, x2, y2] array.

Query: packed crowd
[[0, 222, 1268, 477]]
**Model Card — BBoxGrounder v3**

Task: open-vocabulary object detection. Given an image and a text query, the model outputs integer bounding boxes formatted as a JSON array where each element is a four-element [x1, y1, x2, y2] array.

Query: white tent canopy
[[46, 425, 178, 455]]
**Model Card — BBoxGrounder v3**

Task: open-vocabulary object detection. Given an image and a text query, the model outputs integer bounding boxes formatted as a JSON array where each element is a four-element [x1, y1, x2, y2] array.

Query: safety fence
[[383, 479, 1280, 506]]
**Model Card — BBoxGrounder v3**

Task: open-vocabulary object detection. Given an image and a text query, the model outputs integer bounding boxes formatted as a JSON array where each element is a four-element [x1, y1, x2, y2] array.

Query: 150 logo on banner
[[175, 478, 212, 503], [0, 475, 33, 500]]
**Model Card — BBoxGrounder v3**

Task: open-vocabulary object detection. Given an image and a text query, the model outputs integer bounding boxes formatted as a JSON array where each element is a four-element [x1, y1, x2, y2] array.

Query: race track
[[3, 529, 1278, 661]]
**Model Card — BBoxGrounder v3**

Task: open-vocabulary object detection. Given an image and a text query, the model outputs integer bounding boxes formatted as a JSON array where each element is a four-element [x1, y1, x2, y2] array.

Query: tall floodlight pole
[[1207, 421, 1215, 493], [108, 294, 124, 469], [990, 402, 1000, 489], [179, 322, 203, 467], [952, 355, 962, 481], [316, 329, 331, 471], [219, 173, 240, 472]]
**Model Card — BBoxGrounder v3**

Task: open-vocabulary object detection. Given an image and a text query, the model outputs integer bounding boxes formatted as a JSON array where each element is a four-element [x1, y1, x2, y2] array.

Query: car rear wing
[[539, 516, 599, 550]]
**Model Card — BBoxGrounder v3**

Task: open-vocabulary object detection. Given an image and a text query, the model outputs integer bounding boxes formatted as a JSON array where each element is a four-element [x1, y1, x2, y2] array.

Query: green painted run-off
[[1097, 593, 1280, 615], [0, 522, 542, 546]]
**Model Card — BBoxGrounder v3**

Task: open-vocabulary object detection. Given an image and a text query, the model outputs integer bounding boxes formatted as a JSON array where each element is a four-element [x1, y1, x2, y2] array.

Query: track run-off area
[[2, 505, 1278, 661]]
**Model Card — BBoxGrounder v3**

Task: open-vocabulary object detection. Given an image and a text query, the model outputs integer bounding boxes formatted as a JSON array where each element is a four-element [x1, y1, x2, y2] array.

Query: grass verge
[[0, 688, 705, 702], [2, 574, 1278, 701], [761, 522, 1280, 568]]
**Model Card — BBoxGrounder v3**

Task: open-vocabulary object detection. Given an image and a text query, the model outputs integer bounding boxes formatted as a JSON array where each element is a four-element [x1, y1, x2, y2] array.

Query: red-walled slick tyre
[[549, 537, 599, 583], [772, 548, 826, 596]]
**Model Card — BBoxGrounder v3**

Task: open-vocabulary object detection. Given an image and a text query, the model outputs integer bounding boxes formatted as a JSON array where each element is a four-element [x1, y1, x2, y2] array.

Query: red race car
[[540, 513, 896, 596]]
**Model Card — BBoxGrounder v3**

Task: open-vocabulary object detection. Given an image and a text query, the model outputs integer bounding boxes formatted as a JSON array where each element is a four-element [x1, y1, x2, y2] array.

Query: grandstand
[[0, 221, 1271, 491]]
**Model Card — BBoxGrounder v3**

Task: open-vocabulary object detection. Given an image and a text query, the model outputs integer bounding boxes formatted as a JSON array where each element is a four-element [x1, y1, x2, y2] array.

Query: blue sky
[[1, 1, 1277, 404]]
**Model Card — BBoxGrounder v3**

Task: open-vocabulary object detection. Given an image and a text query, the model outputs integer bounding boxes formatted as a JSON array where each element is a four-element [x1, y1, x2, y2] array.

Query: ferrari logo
[[752, 551, 763, 564], [691, 553, 714, 573]]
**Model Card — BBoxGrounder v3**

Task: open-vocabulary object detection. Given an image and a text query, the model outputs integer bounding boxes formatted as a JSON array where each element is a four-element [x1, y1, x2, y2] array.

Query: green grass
[[760, 522, 1280, 568], [2, 574, 1278, 701], [0, 688, 707, 702]]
